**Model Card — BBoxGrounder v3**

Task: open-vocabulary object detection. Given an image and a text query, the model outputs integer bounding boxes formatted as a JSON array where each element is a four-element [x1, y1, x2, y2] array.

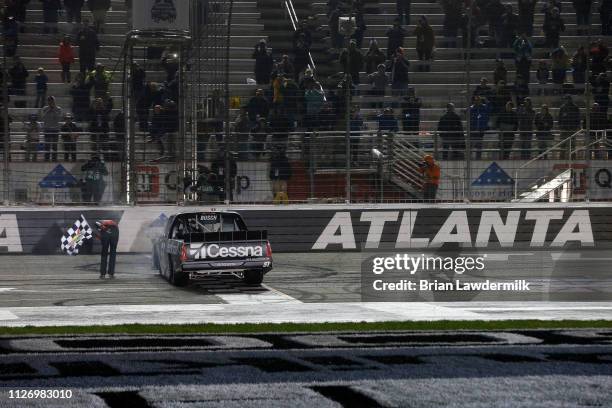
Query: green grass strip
[[1, 320, 612, 336]]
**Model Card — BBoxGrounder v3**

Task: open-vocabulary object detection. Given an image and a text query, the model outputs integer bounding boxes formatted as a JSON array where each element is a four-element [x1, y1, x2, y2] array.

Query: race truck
[[152, 211, 272, 287]]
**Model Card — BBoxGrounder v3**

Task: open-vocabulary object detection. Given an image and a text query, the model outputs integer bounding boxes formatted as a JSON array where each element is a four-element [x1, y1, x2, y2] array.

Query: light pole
[[339, 13, 356, 203]]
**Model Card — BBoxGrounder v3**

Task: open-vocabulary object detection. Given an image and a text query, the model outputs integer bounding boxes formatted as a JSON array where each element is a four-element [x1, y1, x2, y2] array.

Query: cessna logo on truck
[[313, 210, 595, 249], [190, 244, 263, 259]]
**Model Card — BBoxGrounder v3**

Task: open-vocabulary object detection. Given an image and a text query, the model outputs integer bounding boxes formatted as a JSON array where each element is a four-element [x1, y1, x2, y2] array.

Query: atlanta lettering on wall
[[312, 209, 598, 250]]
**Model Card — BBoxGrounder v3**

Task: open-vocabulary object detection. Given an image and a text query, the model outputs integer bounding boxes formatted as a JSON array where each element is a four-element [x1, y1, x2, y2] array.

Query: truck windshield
[[177, 213, 244, 234]]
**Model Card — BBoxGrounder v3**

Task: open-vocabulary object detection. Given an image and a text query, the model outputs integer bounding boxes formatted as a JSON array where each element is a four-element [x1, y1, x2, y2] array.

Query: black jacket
[[437, 111, 464, 140]]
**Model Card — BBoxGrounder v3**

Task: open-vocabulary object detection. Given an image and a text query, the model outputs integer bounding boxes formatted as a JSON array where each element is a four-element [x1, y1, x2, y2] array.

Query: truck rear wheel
[[243, 270, 264, 286], [169, 257, 189, 287]]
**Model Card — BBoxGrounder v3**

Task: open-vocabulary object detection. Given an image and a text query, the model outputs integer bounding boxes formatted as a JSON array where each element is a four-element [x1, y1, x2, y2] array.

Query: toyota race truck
[[152, 211, 272, 286]]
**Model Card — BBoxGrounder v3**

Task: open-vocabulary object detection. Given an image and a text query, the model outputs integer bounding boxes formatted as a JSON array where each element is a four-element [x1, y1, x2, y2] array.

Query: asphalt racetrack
[[1, 251, 612, 325], [2, 250, 612, 306]]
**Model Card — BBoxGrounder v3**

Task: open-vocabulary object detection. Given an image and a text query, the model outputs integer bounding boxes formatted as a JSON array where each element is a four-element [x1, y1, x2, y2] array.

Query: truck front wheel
[[243, 270, 264, 286]]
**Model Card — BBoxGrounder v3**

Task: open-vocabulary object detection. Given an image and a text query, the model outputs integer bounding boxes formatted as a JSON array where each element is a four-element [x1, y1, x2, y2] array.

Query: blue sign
[[38, 164, 78, 189], [472, 162, 514, 186]]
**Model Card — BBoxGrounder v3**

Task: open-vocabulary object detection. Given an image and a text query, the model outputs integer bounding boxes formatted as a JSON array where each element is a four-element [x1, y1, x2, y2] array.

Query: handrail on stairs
[[513, 129, 583, 200], [283, 0, 317, 72]]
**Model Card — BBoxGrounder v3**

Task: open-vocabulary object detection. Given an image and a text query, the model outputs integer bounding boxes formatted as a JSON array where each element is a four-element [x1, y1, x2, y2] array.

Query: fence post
[[2, 47, 10, 205]]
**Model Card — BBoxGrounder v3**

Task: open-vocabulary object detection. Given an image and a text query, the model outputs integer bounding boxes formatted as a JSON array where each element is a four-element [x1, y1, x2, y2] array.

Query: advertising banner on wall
[[0, 204, 610, 254], [132, 0, 190, 31]]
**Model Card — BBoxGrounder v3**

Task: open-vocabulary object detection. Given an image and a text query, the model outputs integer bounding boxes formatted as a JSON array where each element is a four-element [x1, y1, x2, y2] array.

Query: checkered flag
[[60, 215, 94, 255]]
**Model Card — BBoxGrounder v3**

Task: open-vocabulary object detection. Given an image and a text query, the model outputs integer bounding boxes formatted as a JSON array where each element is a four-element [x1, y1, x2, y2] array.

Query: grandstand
[[0, 0, 610, 204]]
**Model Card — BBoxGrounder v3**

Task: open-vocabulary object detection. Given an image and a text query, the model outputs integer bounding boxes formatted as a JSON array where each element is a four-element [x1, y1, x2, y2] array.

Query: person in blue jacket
[[469, 96, 491, 160]]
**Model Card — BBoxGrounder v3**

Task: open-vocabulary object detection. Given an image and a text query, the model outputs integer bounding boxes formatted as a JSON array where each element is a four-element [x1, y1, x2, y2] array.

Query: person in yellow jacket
[[419, 154, 440, 201]]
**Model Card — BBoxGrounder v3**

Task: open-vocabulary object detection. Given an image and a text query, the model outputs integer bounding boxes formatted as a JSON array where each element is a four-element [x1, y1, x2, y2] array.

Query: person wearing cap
[[24, 114, 41, 162], [61, 113, 81, 162], [419, 155, 441, 201], [95, 219, 119, 279], [40, 96, 63, 162]]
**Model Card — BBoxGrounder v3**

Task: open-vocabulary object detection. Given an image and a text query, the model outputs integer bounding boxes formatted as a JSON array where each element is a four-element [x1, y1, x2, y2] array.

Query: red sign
[[136, 165, 160, 200]]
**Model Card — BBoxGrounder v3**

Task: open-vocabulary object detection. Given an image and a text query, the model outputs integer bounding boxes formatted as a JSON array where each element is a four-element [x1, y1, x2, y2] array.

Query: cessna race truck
[[152, 211, 273, 286]]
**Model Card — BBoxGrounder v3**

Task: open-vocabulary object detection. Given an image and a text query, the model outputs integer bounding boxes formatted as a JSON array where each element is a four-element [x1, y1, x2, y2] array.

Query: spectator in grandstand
[[232, 107, 250, 159], [391, 47, 410, 97], [437, 103, 464, 160], [419, 155, 440, 201], [76, 19, 100, 73], [299, 68, 317, 93], [61, 113, 80, 162], [34, 68, 48, 109], [247, 89, 270, 124], [160, 48, 179, 82], [459, 3, 479, 49], [364, 40, 385, 74], [517, 97, 535, 159], [497, 101, 518, 159], [396, 0, 411, 26], [558, 95, 581, 158], [339, 40, 364, 85], [601, 0, 612, 35], [41, 0, 61, 34], [304, 81, 325, 131], [211, 149, 237, 201], [58, 36, 75, 83], [500, 5, 519, 48], [269, 108, 292, 148], [6, 0, 28, 33], [589, 39, 609, 76], [294, 20, 313, 54], [440, 0, 463, 48], [469, 96, 491, 160], [491, 80, 512, 117], [517, 0, 537, 36], [377, 107, 399, 133], [250, 117, 270, 157], [40, 96, 63, 162], [542, 7, 565, 48], [512, 33, 533, 83], [112, 112, 125, 161], [534, 104, 554, 157], [536, 60, 550, 95], [571, 45, 588, 87], [293, 33, 311, 82], [282, 76, 299, 125], [270, 146, 292, 203], [592, 73, 610, 114], [252, 40, 274, 85], [24, 114, 40, 162], [368, 63, 389, 108], [64, 0, 84, 28], [131, 62, 146, 97], [70, 72, 91, 122], [473, 77, 493, 100], [401, 89, 421, 133], [8, 56, 28, 96], [386, 19, 407, 60], [328, 6, 344, 51], [550, 46, 569, 92], [89, 97, 110, 153], [87, 63, 112, 98], [485, 0, 506, 47], [3, 16, 19, 57], [81, 154, 108, 203], [493, 59, 507, 85], [414, 16, 435, 71], [572, 0, 592, 35], [272, 71, 285, 109], [87, 0, 111, 33], [351, 2, 367, 48], [278, 55, 295, 79]]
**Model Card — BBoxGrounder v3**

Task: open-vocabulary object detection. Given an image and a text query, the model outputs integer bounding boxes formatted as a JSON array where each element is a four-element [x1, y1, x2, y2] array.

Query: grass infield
[[2, 320, 612, 336]]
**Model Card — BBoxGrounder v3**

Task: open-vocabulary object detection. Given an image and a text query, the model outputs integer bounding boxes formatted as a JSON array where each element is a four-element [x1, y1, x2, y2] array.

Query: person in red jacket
[[95, 219, 119, 279], [58, 36, 75, 83]]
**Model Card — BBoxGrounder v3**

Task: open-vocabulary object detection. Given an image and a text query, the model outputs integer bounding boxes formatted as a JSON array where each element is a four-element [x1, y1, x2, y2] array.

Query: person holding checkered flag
[[60, 215, 94, 256]]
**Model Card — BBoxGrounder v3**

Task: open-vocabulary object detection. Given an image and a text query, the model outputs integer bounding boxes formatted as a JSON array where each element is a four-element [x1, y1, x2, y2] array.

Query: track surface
[[0, 330, 611, 407], [1, 251, 612, 307]]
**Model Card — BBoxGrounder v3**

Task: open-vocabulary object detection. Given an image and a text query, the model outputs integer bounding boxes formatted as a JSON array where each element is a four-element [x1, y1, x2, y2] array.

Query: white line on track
[[216, 284, 302, 305]]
